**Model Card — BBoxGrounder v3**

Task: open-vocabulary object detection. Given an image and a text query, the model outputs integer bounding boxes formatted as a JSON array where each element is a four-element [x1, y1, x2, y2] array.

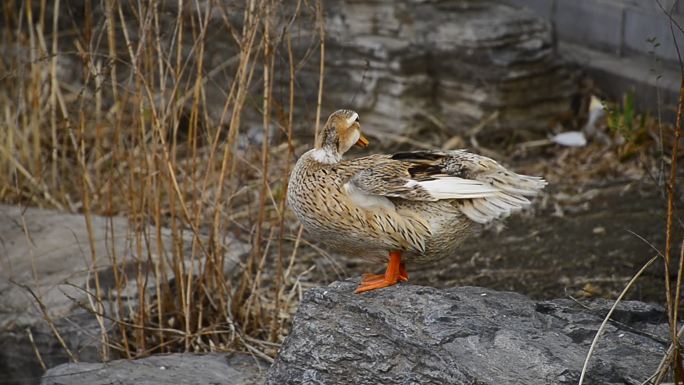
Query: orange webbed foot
[[355, 251, 406, 293], [361, 273, 385, 281], [355, 274, 399, 293]]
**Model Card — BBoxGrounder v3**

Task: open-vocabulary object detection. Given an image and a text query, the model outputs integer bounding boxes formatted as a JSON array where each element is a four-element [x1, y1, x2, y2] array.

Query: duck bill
[[355, 134, 369, 148]]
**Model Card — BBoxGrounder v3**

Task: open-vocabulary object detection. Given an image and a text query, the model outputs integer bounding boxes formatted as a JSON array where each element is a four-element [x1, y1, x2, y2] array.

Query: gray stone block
[[0, 204, 248, 385], [266, 281, 667, 385], [622, 0, 676, 13], [558, 41, 679, 121], [624, 7, 683, 64], [504, 0, 555, 19], [555, 0, 624, 52]]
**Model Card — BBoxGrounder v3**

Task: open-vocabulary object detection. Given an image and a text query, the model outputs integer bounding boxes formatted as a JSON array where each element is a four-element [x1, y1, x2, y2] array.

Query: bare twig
[[26, 327, 46, 370], [9, 279, 78, 362], [578, 255, 658, 385], [663, 1, 684, 380], [313, 0, 325, 143]]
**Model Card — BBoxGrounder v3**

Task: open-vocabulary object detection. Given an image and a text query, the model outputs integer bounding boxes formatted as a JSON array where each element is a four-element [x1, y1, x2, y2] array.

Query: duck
[[287, 109, 547, 293]]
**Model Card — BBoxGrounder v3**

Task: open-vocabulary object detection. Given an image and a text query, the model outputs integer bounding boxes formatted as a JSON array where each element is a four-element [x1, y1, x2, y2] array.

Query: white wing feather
[[412, 174, 546, 224], [411, 177, 498, 199]]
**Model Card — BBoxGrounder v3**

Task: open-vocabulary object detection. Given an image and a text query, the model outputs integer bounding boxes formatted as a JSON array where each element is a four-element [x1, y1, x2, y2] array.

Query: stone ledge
[[559, 41, 680, 120], [266, 280, 667, 385], [40, 353, 267, 385]]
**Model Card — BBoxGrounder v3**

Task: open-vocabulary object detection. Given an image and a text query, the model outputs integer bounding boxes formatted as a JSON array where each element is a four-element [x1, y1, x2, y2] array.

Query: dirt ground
[[410, 179, 674, 302]]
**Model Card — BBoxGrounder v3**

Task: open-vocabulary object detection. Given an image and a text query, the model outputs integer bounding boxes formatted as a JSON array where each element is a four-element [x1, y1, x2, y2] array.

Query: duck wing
[[346, 150, 547, 224]]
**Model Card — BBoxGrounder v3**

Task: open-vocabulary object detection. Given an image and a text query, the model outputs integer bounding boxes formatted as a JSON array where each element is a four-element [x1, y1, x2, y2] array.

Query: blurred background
[[0, 0, 682, 383]]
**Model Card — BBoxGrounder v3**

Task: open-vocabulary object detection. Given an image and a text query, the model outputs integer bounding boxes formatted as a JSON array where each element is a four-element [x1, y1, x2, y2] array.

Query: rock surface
[[40, 353, 267, 385], [0, 204, 127, 384], [266, 280, 668, 385], [321, 0, 578, 136], [0, 205, 247, 385]]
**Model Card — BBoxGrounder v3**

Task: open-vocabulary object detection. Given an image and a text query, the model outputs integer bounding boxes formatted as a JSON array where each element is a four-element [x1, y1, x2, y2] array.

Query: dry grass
[[0, 0, 322, 361]]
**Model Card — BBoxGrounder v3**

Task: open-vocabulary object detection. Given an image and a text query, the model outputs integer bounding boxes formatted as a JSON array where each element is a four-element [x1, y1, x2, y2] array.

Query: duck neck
[[311, 144, 341, 164]]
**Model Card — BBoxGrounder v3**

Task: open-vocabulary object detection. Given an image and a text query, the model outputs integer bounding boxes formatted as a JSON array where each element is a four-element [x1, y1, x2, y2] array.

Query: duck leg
[[399, 262, 408, 282], [355, 251, 406, 293], [361, 264, 407, 281]]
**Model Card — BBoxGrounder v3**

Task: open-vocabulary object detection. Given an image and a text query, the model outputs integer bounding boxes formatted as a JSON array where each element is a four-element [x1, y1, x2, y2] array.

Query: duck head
[[313, 109, 369, 163]]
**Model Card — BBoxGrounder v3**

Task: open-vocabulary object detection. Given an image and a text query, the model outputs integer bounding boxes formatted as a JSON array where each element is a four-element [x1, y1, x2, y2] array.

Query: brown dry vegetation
[[0, 0, 325, 361]]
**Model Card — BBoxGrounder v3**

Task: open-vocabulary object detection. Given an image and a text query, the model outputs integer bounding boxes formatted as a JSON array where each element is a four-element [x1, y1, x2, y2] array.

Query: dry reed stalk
[[2, 0, 314, 361], [49, 0, 59, 190], [245, 0, 275, 335], [24, 0, 41, 183], [270, 17, 299, 342], [105, 0, 119, 130], [658, 1, 684, 382], [77, 111, 110, 361], [314, 0, 325, 143], [10, 279, 78, 363], [652, 298, 684, 384], [187, 3, 211, 350], [149, 3, 168, 352], [667, 75, 684, 383], [107, 209, 132, 358], [578, 255, 658, 385], [223, 0, 261, 319], [26, 327, 47, 371]]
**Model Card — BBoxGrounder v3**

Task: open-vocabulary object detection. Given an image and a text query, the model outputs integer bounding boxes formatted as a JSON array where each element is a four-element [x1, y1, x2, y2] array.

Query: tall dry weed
[[0, 0, 322, 360]]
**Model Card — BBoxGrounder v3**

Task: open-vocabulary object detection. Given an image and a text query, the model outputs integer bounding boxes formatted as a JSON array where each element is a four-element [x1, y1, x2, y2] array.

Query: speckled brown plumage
[[287, 110, 546, 291]]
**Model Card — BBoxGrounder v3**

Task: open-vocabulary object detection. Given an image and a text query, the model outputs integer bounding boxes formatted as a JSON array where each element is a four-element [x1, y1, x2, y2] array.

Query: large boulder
[[319, 0, 578, 136], [0, 205, 247, 385], [0, 205, 128, 384], [266, 280, 667, 385], [40, 353, 266, 385]]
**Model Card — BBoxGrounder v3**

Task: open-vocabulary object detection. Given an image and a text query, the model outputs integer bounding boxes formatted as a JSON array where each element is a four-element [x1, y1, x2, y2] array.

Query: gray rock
[[314, 0, 578, 136], [0, 205, 127, 384], [0, 205, 248, 385], [40, 353, 267, 385], [266, 281, 667, 385]]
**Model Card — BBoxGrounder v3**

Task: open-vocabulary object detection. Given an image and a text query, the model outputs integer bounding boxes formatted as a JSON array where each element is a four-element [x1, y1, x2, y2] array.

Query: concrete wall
[[507, 0, 681, 63], [505, 0, 681, 117]]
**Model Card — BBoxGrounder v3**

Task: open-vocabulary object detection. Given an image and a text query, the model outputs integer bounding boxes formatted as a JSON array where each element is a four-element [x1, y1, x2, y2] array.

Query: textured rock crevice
[[321, 0, 578, 136], [266, 280, 667, 385]]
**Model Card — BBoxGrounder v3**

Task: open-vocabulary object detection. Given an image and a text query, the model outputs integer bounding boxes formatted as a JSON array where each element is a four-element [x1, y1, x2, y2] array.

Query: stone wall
[[314, 0, 579, 137], [505, 0, 681, 118]]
